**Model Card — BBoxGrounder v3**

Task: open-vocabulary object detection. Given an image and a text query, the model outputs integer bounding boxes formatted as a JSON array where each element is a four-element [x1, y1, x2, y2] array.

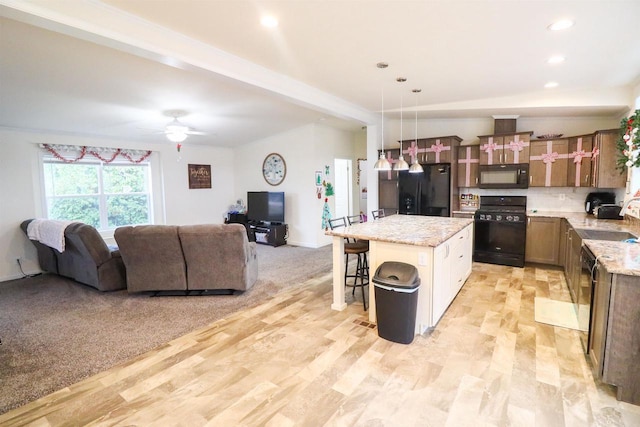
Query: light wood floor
[[2, 262, 640, 426]]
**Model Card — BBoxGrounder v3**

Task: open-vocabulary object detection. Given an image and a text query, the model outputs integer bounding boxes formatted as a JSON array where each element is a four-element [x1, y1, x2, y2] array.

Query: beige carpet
[[534, 297, 587, 331], [0, 243, 333, 414]]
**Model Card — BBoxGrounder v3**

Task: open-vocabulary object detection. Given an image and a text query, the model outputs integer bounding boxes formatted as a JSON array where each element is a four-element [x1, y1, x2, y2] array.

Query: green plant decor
[[616, 109, 640, 171]]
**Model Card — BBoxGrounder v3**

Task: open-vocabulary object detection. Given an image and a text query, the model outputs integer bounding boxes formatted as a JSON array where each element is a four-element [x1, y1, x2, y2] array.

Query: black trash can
[[373, 261, 420, 344]]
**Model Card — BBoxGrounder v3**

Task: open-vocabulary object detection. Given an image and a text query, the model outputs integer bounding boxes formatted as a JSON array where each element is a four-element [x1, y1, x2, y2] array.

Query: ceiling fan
[[163, 116, 206, 143]]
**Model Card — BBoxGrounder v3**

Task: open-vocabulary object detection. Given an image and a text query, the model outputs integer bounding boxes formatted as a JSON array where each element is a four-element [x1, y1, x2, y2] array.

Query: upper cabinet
[[457, 145, 480, 188], [478, 132, 533, 165], [591, 129, 626, 188], [402, 136, 462, 164], [567, 134, 594, 187], [529, 138, 569, 187]]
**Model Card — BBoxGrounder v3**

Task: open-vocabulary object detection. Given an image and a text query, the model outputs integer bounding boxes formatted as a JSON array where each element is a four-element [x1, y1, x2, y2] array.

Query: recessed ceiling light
[[545, 81, 559, 88], [547, 55, 565, 64], [261, 15, 278, 28], [548, 19, 574, 31]]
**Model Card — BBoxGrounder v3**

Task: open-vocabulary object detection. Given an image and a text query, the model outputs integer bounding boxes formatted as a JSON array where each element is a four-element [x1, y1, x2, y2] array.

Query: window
[[43, 159, 152, 230]]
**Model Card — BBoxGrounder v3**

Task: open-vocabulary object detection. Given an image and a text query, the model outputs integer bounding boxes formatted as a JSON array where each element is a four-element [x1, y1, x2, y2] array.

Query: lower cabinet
[[432, 225, 472, 324], [590, 268, 640, 405], [525, 216, 561, 265]]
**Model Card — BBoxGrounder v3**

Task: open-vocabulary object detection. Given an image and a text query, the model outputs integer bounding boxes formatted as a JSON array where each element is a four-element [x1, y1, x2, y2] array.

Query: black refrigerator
[[398, 163, 451, 216]]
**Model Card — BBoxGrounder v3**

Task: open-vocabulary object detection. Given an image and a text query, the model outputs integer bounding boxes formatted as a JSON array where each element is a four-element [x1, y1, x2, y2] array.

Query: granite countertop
[[528, 210, 640, 276], [325, 215, 473, 247]]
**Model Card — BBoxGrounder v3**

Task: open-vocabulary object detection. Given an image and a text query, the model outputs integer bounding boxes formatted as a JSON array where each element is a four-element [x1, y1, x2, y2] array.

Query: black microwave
[[478, 163, 529, 189]]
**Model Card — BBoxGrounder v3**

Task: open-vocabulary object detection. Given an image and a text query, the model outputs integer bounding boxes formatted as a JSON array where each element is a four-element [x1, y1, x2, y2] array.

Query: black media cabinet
[[250, 223, 287, 247]]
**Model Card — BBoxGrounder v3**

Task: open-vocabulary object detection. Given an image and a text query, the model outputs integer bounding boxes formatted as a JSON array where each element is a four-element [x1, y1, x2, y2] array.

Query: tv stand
[[249, 223, 287, 247]]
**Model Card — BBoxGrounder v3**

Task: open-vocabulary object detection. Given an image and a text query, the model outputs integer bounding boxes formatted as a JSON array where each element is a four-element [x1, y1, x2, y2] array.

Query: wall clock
[[262, 152, 286, 186]]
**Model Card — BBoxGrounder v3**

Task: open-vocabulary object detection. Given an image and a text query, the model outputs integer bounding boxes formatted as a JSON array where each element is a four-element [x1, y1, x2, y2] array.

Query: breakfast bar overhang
[[326, 215, 474, 335]]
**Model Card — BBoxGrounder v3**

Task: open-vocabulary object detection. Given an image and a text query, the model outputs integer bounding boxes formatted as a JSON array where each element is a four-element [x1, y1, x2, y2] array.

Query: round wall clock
[[262, 152, 286, 186]]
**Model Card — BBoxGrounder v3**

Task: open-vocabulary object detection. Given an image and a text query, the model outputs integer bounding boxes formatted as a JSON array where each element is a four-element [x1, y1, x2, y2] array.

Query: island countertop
[[325, 215, 473, 247]]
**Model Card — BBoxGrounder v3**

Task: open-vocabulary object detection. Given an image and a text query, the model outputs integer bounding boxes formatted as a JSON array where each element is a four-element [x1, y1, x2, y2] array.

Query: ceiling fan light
[[166, 131, 188, 143], [166, 124, 188, 133], [374, 153, 391, 170]]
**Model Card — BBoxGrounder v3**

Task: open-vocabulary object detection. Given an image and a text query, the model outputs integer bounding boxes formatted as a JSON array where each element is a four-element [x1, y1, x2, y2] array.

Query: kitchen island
[[326, 215, 474, 334]]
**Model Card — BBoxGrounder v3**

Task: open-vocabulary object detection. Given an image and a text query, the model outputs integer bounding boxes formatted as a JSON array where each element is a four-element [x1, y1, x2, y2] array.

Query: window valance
[[40, 144, 152, 164]]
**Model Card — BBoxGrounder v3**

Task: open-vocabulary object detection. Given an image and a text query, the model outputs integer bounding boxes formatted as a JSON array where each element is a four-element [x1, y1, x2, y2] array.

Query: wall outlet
[[559, 193, 566, 201]]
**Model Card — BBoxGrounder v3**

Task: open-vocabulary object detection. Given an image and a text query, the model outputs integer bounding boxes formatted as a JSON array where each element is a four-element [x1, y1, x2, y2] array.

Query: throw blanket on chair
[[27, 219, 75, 252]]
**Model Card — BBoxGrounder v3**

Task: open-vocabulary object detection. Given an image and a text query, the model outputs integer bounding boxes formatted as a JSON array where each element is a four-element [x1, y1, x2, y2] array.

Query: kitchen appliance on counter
[[398, 164, 451, 216], [593, 204, 623, 219], [478, 163, 529, 189], [473, 196, 527, 268], [585, 192, 615, 214]]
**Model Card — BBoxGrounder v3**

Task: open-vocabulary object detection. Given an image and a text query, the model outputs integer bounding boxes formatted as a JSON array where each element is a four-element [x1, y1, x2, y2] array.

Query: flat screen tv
[[247, 191, 285, 224]]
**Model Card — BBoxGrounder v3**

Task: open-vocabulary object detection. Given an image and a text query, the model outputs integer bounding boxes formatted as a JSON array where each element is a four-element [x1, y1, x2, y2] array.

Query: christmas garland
[[617, 109, 640, 170], [42, 144, 152, 164]]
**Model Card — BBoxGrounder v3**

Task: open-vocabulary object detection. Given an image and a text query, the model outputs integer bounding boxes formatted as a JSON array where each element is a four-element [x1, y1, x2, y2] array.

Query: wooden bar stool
[[329, 216, 369, 311]]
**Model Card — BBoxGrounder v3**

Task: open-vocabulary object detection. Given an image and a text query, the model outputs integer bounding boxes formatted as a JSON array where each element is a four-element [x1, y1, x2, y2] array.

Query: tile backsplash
[[459, 187, 626, 213]]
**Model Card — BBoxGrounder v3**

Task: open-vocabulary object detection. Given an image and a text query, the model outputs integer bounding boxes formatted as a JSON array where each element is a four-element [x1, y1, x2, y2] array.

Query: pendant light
[[373, 62, 391, 170], [394, 77, 409, 171], [409, 88, 424, 174]]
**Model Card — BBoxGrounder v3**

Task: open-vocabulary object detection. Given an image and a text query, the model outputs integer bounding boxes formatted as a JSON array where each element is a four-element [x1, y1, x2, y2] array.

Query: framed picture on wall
[[188, 164, 212, 189]]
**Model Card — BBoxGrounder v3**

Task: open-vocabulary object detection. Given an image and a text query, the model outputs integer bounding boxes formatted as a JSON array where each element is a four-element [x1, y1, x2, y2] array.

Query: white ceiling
[[1, 0, 639, 147]]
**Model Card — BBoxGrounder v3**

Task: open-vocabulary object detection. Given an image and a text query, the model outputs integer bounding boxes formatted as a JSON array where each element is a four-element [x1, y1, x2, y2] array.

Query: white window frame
[[41, 155, 154, 231]]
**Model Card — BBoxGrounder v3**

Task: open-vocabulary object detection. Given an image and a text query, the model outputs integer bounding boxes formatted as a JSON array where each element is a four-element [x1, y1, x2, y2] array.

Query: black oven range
[[473, 196, 527, 268]]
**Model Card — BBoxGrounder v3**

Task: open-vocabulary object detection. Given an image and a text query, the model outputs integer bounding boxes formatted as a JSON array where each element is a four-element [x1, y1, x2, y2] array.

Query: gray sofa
[[20, 219, 127, 291], [114, 223, 258, 293]]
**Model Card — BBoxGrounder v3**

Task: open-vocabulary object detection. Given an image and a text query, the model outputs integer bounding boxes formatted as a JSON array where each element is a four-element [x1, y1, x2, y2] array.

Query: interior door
[[334, 159, 352, 219]]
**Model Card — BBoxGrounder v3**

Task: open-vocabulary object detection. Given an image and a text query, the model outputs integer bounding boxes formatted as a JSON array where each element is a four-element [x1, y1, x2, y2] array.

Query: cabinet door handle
[[530, 175, 533, 184], [500, 153, 503, 163]]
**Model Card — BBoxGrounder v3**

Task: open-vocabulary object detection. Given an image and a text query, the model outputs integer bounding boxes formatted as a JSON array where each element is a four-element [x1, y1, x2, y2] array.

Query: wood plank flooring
[[2, 262, 640, 426]]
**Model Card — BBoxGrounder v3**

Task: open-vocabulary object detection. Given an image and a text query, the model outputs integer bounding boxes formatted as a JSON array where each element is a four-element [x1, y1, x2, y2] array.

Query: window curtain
[[39, 144, 152, 164]]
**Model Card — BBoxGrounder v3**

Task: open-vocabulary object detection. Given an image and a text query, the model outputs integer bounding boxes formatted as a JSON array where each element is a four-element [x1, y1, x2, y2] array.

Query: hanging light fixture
[[373, 62, 391, 170], [165, 117, 189, 143], [409, 88, 424, 174], [394, 77, 409, 171]]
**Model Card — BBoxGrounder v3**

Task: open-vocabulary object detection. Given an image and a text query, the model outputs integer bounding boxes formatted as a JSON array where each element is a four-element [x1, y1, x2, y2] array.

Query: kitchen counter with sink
[[528, 210, 640, 275]]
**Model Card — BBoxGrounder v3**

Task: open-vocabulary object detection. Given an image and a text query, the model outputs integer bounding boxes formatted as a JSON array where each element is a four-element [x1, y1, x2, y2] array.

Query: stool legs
[[344, 251, 369, 311]]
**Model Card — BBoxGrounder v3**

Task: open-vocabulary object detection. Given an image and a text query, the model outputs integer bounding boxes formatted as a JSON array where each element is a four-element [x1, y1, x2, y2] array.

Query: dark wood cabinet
[[377, 149, 400, 213], [592, 129, 626, 188], [478, 132, 533, 165], [567, 134, 594, 187], [457, 145, 479, 188], [590, 269, 640, 405], [400, 136, 461, 164], [529, 139, 569, 187], [525, 217, 561, 265]]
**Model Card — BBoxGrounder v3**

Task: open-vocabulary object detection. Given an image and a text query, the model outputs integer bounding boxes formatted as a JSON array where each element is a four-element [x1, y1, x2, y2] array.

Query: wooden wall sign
[[188, 164, 212, 189]]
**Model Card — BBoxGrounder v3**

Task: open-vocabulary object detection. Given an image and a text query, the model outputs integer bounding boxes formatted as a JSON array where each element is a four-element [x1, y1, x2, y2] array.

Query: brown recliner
[[114, 225, 188, 293], [20, 219, 126, 291], [178, 224, 258, 292]]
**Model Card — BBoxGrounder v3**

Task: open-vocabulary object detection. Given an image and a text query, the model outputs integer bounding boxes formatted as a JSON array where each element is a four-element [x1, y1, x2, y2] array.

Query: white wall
[[0, 130, 235, 281], [234, 123, 360, 248]]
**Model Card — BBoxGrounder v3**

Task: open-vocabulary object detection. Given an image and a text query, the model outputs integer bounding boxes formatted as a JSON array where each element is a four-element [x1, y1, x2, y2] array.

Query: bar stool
[[329, 216, 369, 311], [371, 209, 385, 220]]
